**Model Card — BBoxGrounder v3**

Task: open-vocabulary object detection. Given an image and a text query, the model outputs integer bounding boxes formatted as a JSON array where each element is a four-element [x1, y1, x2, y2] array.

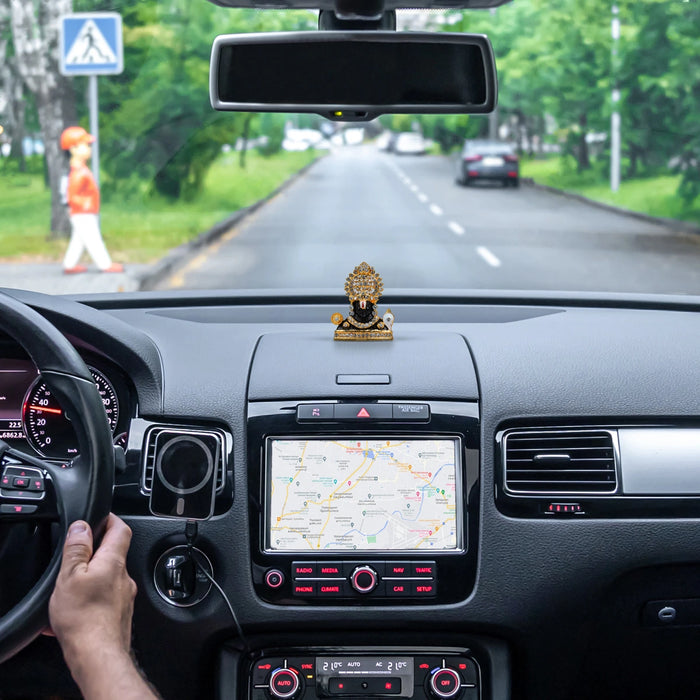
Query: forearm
[[66, 646, 161, 700]]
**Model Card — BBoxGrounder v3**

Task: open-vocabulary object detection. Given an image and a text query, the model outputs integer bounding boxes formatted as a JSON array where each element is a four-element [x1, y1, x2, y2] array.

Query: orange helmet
[[60, 126, 95, 150]]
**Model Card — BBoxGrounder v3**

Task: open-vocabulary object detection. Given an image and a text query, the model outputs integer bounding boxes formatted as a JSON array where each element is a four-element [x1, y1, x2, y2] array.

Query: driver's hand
[[48, 514, 137, 670]]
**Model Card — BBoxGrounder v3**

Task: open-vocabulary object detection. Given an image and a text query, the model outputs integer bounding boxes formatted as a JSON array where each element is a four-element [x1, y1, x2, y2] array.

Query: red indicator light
[[458, 664, 467, 670], [385, 682, 393, 690], [258, 664, 271, 670], [338, 684, 344, 689], [556, 505, 561, 512], [14, 506, 22, 513], [548, 504, 554, 511], [357, 407, 371, 418], [419, 664, 430, 669]]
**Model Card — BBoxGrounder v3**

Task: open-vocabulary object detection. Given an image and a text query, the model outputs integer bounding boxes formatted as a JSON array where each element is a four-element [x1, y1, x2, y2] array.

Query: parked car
[[456, 139, 519, 187], [393, 131, 427, 155]]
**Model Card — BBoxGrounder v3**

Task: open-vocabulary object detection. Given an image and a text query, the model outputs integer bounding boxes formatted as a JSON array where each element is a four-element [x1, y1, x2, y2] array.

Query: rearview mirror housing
[[210, 31, 497, 121]]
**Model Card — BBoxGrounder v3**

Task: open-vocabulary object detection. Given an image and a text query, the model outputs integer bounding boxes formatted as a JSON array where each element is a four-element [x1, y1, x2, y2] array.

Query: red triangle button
[[357, 407, 371, 418]]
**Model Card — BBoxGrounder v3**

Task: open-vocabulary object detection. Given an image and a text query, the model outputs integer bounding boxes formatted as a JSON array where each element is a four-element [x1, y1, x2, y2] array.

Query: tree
[[9, 0, 77, 237]]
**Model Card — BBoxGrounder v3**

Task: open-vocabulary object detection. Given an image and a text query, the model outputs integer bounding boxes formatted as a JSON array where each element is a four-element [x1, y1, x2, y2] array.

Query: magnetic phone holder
[[149, 430, 221, 520]]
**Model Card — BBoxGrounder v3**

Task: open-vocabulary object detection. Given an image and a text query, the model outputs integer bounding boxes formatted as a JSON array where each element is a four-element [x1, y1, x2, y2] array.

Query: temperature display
[[317, 657, 412, 675]]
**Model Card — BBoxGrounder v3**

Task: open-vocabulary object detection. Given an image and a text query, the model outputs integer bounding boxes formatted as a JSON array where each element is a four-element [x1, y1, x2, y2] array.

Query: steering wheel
[[0, 292, 114, 663]]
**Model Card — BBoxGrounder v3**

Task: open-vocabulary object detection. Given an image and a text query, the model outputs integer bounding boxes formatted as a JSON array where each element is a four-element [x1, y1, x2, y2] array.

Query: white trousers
[[63, 214, 112, 270]]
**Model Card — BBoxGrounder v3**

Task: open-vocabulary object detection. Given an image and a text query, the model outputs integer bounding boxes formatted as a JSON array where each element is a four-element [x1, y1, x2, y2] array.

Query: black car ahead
[[456, 139, 520, 187]]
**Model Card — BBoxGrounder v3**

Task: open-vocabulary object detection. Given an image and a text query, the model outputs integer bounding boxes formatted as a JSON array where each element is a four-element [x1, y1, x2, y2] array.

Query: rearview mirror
[[210, 31, 497, 121]]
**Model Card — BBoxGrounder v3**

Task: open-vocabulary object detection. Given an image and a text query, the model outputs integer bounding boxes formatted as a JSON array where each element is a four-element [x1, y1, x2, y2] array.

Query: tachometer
[[22, 367, 119, 459]]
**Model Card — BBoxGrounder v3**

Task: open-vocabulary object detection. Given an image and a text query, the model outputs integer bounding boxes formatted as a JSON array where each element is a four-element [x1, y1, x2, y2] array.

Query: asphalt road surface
[[158, 146, 700, 295]]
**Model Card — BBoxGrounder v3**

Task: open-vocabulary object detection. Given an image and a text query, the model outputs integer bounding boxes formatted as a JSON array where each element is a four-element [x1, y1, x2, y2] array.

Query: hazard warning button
[[334, 404, 393, 420]]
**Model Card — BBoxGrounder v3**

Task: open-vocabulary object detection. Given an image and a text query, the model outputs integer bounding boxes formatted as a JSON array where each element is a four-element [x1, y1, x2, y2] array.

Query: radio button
[[385, 561, 412, 577], [269, 668, 301, 700], [292, 562, 317, 578], [429, 668, 461, 699]]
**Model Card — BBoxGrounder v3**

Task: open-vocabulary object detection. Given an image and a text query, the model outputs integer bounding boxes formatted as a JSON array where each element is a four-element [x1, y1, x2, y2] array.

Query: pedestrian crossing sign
[[60, 13, 123, 76]]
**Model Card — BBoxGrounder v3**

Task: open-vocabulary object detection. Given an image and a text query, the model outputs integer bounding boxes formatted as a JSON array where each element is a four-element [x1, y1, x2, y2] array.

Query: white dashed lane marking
[[448, 221, 465, 236], [476, 246, 502, 268], [430, 204, 443, 216]]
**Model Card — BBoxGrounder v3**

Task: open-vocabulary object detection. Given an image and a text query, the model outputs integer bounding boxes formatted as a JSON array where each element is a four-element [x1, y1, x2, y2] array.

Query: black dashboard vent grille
[[142, 427, 226, 494], [504, 429, 617, 494]]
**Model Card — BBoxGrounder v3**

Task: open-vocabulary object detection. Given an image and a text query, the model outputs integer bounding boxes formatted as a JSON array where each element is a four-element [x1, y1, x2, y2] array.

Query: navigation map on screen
[[267, 438, 459, 551]]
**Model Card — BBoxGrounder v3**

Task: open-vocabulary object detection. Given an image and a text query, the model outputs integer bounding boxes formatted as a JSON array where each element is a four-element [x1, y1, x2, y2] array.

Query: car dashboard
[[1, 286, 700, 700]]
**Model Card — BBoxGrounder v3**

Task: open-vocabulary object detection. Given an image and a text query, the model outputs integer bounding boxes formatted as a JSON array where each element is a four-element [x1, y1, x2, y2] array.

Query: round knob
[[350, 565, 378, 594], [265, 569, 285, 589], [269, 668, 301, 700], [429, 668, 462, 699]]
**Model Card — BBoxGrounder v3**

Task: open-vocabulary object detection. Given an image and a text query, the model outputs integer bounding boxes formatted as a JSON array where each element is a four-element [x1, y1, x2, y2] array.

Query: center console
[[247, 400, 479, 605]]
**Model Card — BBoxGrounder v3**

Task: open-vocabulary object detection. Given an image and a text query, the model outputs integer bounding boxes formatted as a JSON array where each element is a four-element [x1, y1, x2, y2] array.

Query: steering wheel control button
[[429, 668, 462, 699], [265, 569, 285, 589], [0, 504, 38, 515], [297, 404, 334, 421], [269, 667, 301, 699], [1, 488, 44, 501], [350, 565, 378, 593], [12, 477, 29, 488], [393, 403, 430, 421]]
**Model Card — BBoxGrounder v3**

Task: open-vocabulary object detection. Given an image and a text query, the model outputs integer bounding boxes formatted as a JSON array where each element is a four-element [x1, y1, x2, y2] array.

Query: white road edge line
[[476, 246, 502, 268], [430, 204, 443, 216], [448, 221, 465, 236]]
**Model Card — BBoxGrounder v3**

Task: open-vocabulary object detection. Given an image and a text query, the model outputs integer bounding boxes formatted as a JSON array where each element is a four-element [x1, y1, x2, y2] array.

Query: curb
[[522, 178, 700, 237], [137, 155, 324, 291]]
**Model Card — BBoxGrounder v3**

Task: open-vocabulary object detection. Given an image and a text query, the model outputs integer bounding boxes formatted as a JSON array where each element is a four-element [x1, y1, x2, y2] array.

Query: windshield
[[1, 0, 698, 296]]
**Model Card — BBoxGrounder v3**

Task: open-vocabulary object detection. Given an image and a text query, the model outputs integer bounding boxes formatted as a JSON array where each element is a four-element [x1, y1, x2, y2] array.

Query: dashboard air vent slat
[[142, 427, 226, 495], [504, 429, 617, 495]]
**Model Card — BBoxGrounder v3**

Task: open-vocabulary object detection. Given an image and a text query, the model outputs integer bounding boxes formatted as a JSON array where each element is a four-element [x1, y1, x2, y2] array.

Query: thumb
[[59, 520, 94, 576]]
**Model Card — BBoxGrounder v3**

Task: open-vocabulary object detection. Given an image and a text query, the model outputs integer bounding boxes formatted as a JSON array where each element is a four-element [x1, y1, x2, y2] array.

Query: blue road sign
[[60, 13, 123, 76]]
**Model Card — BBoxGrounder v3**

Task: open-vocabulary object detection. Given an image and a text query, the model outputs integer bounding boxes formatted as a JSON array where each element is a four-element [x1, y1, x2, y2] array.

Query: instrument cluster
[[0, 354, 132, 461]]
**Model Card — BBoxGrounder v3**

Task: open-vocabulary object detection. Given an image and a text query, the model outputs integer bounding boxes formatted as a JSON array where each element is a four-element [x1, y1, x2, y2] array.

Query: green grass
[[521, 157, 700, 227], [0, 150, 318, 263]]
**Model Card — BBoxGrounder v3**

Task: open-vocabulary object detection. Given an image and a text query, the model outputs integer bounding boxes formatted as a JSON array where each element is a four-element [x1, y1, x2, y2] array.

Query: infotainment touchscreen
[[266, 438, 461, 552]]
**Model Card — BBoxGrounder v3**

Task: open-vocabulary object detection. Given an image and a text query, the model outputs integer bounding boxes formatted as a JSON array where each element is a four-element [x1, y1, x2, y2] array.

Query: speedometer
[[22, 367, 119, 459]]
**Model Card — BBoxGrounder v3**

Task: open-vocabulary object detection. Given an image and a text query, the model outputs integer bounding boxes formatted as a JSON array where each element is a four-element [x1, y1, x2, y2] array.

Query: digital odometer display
[[266, 438, 460, 552], [0, 361, 34, 440]]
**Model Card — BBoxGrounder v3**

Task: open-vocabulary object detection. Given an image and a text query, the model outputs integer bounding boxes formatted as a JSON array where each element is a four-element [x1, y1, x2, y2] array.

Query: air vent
[[142, 427, 226, 494], [503, 429, 617, 495]]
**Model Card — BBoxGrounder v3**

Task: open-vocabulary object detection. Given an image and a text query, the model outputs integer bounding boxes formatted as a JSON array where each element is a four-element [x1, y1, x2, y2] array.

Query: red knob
[[429, 668, 461, 699], [350, 566, 378, 594], [269, 668, 301, 700]]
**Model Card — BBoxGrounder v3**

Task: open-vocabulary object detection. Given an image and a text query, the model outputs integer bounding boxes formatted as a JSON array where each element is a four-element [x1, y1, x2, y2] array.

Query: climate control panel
[[248, 652, 480, 700]]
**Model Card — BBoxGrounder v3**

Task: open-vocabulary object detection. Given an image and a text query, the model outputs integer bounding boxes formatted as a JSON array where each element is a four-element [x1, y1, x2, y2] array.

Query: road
[[158, 147, 700, 295]]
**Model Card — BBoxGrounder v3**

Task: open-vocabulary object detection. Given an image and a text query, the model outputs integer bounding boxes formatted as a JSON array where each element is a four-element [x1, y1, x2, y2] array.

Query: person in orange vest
[[59, 126, 123, 274]]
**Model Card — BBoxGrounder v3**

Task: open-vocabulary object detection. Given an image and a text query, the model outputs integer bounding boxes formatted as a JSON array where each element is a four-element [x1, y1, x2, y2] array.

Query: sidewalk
[[0, 262, 149, 295]]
